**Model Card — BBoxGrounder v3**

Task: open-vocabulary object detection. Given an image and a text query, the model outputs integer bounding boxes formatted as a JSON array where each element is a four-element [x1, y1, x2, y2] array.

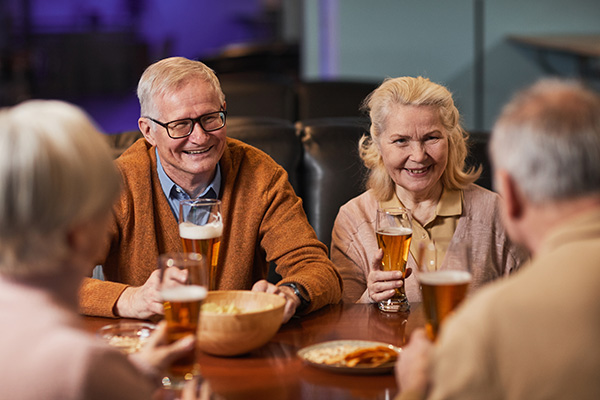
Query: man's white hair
[[491, 78, 600, 204]]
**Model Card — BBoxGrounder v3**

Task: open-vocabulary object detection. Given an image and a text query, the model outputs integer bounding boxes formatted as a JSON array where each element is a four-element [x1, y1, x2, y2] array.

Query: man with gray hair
[[395, 79, 600, 399], [78, 56, 342, 323]]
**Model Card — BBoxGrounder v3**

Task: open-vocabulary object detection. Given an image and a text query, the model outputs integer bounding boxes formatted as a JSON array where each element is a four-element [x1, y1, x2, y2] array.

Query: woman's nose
[[408, 141, 427, 162]]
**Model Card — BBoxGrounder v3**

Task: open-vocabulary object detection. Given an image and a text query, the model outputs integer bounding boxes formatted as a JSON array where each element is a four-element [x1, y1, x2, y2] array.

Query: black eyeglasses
[[144, 111, 227, 139]]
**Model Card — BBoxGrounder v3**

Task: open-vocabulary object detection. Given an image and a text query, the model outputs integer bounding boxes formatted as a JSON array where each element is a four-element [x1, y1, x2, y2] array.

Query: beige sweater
[[416, 209, 600, 400], [79, 138, 342, 317], [331, 184, 527, 303]]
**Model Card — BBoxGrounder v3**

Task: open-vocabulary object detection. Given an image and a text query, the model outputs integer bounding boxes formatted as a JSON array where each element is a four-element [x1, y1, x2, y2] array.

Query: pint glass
[[375, 208, 413, 312], [158, 252, 208, 388], [416, 241, 472, 340], [179, 199, 223, 290]]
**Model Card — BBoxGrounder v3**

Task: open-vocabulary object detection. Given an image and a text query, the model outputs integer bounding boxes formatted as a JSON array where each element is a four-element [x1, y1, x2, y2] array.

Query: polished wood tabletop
[[84, 302, 426, 400]]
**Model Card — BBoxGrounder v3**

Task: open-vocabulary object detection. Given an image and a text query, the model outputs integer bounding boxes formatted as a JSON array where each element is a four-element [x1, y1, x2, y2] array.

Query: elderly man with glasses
[[79, 57, 342, 323]]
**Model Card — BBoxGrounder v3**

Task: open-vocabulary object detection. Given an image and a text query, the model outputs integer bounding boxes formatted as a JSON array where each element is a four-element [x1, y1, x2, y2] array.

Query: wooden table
[[84, 302, 426, 400]]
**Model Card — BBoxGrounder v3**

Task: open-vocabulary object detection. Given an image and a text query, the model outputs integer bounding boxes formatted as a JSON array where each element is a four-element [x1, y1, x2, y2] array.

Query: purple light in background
[[319, 0, 339, 79]]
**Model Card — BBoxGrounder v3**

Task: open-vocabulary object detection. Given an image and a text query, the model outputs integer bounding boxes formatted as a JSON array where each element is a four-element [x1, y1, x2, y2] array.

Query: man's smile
[[183, 146, 212, 155]]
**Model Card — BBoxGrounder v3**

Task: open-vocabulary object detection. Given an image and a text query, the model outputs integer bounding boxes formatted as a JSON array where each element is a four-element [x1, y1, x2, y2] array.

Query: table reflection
[[84, 303, 425, 400]]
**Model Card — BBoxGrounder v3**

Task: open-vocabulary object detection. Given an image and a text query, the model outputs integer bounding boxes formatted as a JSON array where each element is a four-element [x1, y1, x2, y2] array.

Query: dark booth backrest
[[297, 118, 369, 248]]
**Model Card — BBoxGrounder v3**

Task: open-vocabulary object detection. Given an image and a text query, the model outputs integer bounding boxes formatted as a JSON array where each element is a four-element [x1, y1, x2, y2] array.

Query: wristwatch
[[280, 282, 311, 312]]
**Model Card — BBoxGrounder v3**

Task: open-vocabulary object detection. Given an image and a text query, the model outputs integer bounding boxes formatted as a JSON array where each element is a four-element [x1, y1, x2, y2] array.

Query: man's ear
[[138, 118, 157, 146], [496, 169, 524, 220]]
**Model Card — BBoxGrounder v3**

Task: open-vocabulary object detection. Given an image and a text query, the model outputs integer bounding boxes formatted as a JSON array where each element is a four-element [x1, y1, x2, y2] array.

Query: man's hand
[[114, 269, 166, 319], [396, 329, 433, 396], [367, 249, 412, 302], [252, 280, 299, 324]]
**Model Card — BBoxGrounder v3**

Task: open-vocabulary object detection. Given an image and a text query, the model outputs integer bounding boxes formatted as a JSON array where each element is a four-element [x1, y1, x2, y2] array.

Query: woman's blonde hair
[[360, 76, 480, 200], [0, 100, 121, 277]]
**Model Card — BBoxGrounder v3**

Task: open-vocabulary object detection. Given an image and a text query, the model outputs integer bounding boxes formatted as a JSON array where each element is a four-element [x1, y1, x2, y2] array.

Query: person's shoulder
[[334, 190, 376, 232], [462, 183, 500, 214], [463, 183, 498, 200], [226, 137, 276, 164], [115, 139, 153, 172], [224, 137, 287, 182], [339, 190, 376, 215]]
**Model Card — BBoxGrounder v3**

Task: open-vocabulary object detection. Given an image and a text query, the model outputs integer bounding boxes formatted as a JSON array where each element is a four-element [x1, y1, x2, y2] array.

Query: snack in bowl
[[198, 290, 286, 356], [97, 322, 156, 354], [201, 302, 275, 315]]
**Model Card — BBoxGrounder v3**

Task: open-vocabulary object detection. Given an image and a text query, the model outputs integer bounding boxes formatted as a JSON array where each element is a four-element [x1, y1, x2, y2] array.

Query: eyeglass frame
[[143, 110, 227, 139]]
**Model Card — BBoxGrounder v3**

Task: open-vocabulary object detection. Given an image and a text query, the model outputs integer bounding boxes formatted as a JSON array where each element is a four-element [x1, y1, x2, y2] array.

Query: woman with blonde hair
[[0, 100, 196, 399], [331, 76, 527, 305]]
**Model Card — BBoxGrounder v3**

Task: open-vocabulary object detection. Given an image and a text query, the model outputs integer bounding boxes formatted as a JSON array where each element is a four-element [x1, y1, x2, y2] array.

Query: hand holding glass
[[375, 208, 413, 312], [158, 252, 208, 388], [179, 199, 223, 291], [416, 241, 472, 341]]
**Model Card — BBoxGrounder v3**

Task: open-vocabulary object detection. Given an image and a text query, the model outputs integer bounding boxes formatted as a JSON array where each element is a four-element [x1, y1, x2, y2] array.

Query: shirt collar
[[379, 186, 463, 217], [436, 187, 462, 216], [156, 148, 221, 219]]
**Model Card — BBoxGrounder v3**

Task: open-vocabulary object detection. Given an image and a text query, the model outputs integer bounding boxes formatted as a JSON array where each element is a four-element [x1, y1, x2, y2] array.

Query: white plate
[[297, 340, 401, 375]]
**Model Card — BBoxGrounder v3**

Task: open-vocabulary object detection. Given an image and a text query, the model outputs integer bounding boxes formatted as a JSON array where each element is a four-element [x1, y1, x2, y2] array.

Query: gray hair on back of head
[[0, 100, 121, 277], [491, 78, 600, 203]]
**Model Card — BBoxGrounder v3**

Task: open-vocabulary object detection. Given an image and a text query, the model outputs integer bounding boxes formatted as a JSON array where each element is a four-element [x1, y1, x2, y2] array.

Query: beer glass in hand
[[375, 207, 413, 313], [158, 252, 208, 388], [416, 240, 472, 341], [179, 199, 223, 291]]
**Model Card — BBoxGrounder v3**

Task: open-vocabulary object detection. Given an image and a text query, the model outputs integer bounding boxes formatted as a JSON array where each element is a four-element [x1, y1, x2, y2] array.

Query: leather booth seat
[[296, 118, 369, 247]]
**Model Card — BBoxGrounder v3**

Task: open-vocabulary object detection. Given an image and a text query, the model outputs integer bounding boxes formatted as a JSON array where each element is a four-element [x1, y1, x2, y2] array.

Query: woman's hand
[[367, 249, 412, 302], [128, 321, 195, 377]]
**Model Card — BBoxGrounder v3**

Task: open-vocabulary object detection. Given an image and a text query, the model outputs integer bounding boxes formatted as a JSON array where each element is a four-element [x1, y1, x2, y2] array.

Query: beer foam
[[161, 285, 207, 302], [418, 270, 472, 285], [377, 227, 413, 236], [179, 221, 223, 239]]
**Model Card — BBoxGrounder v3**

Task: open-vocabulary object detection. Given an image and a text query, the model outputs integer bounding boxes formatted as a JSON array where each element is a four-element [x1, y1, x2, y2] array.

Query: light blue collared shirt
[[156, 148, 221, 221]]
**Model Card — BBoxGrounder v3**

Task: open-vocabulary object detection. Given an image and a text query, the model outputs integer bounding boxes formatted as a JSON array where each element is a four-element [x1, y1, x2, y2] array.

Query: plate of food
[[297, 340, 400, 375]]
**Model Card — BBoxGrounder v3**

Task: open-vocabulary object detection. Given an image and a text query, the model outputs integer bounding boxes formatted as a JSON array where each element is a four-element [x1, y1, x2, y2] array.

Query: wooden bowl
[[198, 290, 286, 356]]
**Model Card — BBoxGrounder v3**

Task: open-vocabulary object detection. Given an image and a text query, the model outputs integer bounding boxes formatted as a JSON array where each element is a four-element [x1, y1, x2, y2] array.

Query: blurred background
[[0, 0, 598, 134]]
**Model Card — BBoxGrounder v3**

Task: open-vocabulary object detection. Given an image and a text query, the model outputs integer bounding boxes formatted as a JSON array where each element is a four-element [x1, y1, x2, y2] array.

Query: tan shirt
[[400, 209, 600, 400], [331, 184, 527, 303]]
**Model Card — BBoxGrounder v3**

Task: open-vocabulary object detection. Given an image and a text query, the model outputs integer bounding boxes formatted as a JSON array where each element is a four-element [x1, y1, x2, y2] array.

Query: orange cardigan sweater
[[79, 138, 342, 317]]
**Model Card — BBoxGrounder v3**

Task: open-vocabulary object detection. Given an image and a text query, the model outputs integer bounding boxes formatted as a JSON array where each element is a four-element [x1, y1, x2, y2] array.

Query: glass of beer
[[416, 240, 472, 341], [375, 207, 413, 313], [179, 199, 223, 291], [158, 252, 208, 388]]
